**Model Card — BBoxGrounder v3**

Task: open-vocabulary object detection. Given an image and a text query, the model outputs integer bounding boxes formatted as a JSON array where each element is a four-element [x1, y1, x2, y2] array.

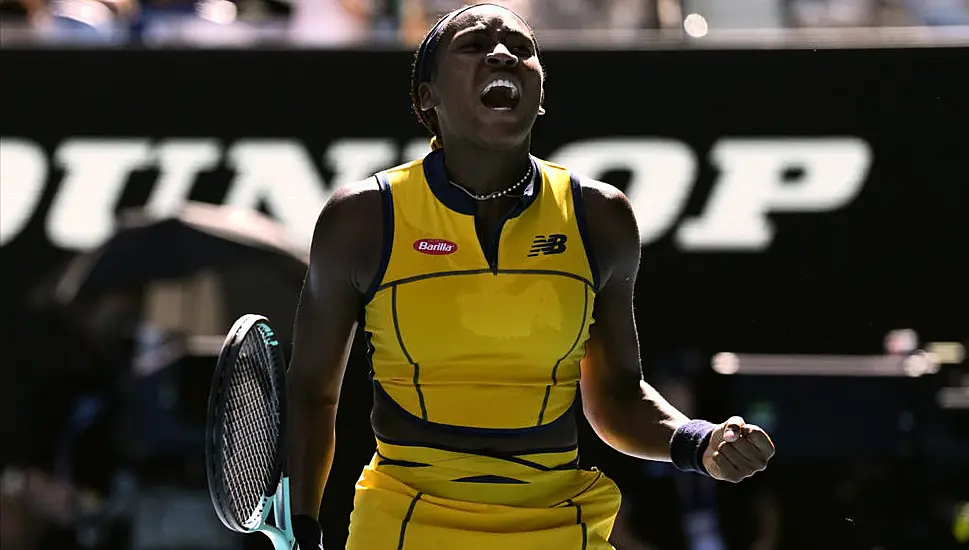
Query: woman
[[287, 4, 775, 549]]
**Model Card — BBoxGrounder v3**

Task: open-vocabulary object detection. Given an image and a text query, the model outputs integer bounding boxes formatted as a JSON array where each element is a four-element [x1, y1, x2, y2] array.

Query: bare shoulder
[[574, 177, 640, 288], [313, 178, 382, 240], [319, 177, 381, 220], [309, 177, 385, 293], [578, 177, 626, 202]]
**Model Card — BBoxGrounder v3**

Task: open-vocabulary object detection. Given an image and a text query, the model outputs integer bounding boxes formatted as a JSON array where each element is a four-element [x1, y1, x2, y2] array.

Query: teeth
[[482, 78, 519, 97]]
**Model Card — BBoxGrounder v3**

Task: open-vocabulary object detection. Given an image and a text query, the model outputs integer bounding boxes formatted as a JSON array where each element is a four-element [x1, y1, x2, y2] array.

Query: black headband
[[414, 3, 518, 86]]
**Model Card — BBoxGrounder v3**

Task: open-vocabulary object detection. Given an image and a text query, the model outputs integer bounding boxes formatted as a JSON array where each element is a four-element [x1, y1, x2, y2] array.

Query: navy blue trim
[[570, 174, 601, 292], [390, 287, 414, 366], [579, 510, 588, 550], [561, 499, 589, 549], [670, 419, 717, 476], [537, 286, 588, 425], [376, 433, 580, 472], [363, 173, 394, 304], [423, 149, 542, 272], [396, 492, 422, 550], [391, 285, 428, 420], [374, 380, 577, 439], [377, 458, 431, 468], [499, 269, 591, 287], [372, 382, 580, 455], [376, 450, 431, 468], [412, 363, 427, 421], [379, 268, 492, 290], [377, 268, 593, 293], [453, 475, 527, 484], [364, 330, 376, 380], [551, 470, 603, 508], [423, 148, 473, 215], [422, 149, 542, 218]]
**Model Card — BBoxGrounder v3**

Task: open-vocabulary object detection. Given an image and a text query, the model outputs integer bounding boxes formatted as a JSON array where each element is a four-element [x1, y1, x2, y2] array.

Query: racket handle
[[275, 477, 294, 541], [292, 514, 324, 550], [264, 477, 297, 549], [259, 526, 294, 550]]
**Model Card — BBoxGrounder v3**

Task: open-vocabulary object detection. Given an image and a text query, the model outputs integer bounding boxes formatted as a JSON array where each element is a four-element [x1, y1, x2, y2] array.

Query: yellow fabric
[[345, 454, 620, 550], [366, 156, 594, 429], [366, 442, 589, 506], [353, 152, 617, 548]]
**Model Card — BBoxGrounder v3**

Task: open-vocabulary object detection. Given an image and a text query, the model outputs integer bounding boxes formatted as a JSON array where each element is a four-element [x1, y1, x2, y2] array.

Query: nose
[[485, 43, 518, 67]]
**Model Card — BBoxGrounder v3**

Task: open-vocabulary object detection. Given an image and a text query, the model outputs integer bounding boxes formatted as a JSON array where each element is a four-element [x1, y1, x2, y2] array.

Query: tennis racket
[[205, 314, 294, 550]]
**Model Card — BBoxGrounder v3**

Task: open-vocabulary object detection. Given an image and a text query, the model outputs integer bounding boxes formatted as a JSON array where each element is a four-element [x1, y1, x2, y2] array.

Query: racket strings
[[219, 330, 283, 526]]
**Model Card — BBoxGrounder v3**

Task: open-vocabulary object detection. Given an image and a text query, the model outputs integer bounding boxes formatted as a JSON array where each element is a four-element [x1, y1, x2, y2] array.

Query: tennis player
[[286, 4, 775, 549]]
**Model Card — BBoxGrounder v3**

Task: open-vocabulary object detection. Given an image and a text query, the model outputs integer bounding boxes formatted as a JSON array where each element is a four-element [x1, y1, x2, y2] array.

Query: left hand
[[702, 416, 775, 483]]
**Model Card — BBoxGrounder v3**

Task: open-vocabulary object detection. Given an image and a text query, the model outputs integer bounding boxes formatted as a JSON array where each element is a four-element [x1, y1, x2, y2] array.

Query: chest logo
[[528, 234, 568, 257], [414, 238, 458, 255]]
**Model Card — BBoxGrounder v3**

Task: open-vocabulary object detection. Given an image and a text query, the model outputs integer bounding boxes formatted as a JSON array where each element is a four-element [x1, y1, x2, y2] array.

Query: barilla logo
[[414, 238, 457, 255]]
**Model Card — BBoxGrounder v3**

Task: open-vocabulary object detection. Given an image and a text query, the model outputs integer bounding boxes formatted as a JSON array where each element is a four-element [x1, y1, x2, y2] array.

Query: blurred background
[[1, 2, 968, 550]]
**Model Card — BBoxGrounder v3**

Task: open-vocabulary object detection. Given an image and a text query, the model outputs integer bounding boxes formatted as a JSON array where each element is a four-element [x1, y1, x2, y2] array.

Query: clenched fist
[[702, 416, 775, 483]]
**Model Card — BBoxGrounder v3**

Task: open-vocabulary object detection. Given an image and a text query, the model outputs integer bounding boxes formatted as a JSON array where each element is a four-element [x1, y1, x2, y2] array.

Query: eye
[[458, 39, 487, 52], [512, 44, 533, 57], [504, 36, 534, 56]]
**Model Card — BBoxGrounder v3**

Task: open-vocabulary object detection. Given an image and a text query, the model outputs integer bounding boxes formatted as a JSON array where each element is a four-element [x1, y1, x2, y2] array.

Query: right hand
[[292, 514, 324, 550], [701, 416, 775, 483]]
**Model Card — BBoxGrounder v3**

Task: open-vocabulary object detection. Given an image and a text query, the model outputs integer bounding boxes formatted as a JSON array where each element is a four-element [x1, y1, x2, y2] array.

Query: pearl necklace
[[449, 164, 533, 201]]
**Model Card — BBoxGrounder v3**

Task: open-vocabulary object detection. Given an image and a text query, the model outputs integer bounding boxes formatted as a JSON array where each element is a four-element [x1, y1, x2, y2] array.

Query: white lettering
[[0, 138, 48, 247], [403, 138, 433, 164], [223, 140, 328, 252], [550, 138, 698, 245], [145, 140, 220, 217], [324, 139, 397, 191], [677, 138, 872, 250], [0, 136, 874, 253], [48, 139, 153, 250], [417, 241, 454, 252]]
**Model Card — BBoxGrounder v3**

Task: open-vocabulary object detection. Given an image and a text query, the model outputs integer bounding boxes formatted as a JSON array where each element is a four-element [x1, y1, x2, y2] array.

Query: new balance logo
[[528, 234, 568, 257]]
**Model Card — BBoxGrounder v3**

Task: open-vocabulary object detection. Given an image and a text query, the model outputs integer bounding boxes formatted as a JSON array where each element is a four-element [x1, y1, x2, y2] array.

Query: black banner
[[2, 47, 968, 550], [3, 47, 967, 353]]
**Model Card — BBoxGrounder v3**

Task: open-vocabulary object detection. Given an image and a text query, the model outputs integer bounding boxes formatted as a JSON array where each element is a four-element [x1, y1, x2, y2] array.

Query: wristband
[[670, 419, 717, 476], [292, 513, 323, 549]]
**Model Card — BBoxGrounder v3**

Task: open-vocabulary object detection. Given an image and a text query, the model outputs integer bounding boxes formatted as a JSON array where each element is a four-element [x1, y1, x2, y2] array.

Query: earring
[[538, 106, 546, 115]]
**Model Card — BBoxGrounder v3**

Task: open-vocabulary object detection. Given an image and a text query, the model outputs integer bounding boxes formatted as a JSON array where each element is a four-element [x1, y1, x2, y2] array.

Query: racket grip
[[292, 514, 323, 550]]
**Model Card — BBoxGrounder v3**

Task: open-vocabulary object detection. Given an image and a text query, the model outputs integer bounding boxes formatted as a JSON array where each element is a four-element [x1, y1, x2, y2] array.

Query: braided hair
[[409, 3, 542, 151]]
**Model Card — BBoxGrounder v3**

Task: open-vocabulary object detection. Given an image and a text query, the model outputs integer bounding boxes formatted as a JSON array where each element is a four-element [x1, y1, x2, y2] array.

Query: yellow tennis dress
[[347, 149, 620, 550]]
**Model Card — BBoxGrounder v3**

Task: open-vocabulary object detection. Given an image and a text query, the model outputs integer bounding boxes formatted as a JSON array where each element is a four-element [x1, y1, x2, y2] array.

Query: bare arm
[[579, 180, 690, 461], [287, 179, 383, 519]]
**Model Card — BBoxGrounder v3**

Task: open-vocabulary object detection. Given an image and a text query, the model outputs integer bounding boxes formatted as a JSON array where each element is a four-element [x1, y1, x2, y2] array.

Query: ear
[[538, 87, 546, 116], [538, 106, 546, 116], [418, 82, 439, 112]]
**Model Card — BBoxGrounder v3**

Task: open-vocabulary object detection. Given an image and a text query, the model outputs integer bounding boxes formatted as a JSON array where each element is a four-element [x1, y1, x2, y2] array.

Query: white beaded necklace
[[449, 164, 533, 201]]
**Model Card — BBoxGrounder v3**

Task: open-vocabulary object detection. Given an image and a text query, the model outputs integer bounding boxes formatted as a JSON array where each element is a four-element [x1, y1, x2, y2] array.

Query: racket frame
[[205, 314, 295, 550]]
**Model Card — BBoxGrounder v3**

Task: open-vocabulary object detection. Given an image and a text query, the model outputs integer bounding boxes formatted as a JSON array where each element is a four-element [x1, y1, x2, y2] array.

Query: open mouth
[[480, 78, 520, 111]]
